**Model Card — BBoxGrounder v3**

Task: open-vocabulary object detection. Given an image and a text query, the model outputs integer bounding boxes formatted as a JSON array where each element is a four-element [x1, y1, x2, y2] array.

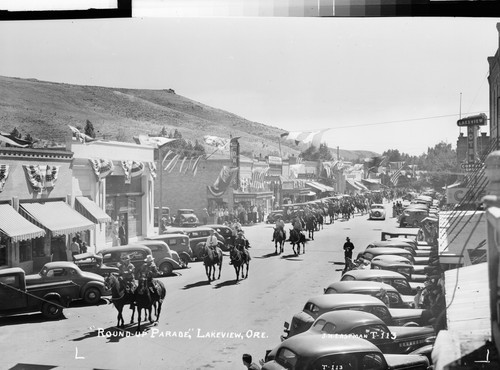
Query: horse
[[229, 245, 250, 281], [316, 213, 324, 231], [305, 215, 316, 241], [288, 228, 306, 255], [134, 278, 154, 332], [149, 279, 166, 322], [104, 273, 136, 328], [201, 243, 223, 282], [272, 228, 286, 254]]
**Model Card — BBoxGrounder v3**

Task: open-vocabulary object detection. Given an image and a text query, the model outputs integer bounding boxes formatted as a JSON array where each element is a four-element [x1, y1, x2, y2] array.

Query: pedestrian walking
[[342, 237, 354, 273], [242, 354, 261, 370]]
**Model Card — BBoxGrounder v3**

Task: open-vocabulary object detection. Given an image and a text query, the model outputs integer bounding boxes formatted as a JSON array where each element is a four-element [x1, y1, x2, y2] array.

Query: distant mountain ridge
[[0, 75, 379, 162]]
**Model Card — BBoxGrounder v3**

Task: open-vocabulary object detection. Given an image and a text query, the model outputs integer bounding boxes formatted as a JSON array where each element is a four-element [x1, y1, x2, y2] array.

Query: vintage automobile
[[282, 294, 426, 340], [134, 240, 187, 275], [0, 267, 80, 319], [341, 270, 424, 296], [205, 224, 234, 249], [98, 245, 153, 272], [369, 204, 386, 221], [370, 255, 427, 282], [25, 262, 106, 305], [263, 332, 430, 370], [266, 210, 284, 224], [399, 208, 429, 228], [365, 241, 431, 266], [357, 247, 417, 266], [268, 310, 434, 363], [323, 281, 415, 308], [385, 237, 433, 255], [153, 206, 171, 227], [145, 233, 193, 264], [172, 209, 199, 227], [72, 252, 119, 277], [182, 226, 226, 259]]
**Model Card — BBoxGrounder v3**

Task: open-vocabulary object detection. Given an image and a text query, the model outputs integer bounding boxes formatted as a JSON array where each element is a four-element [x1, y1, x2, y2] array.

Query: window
[[325, 288, 337, 294], [370, 307, 391, 323], [276, 348, 298, 369], [19, 240, 32, 262], [313, 354, 358, 370], [361, 353, 385, 370], [386, 292, 402, 306], [341, 275, 355, 281], [313, 319, 326, 328], [0, 275, 19, 288], [0, 235, 7, 267], [304, 302, 319, 313], [322, 322, 337, 335]]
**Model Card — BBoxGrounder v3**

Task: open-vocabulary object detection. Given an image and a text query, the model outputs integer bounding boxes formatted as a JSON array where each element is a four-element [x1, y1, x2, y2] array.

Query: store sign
[[446, 187, 485, 204], [457, 113, 487, 127], [467, 125, 478, 164], [230, 138, 240, 189], [267, 156, 282, 166]]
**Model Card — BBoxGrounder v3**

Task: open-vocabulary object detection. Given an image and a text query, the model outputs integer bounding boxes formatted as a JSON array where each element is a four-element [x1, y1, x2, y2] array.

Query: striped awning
[[20, 201, 95, 236], [0, 204, 46, 242], [75, 196, 112, 224]]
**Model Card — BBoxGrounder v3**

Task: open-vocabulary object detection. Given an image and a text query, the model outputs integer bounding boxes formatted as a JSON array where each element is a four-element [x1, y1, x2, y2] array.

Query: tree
[[420, 142, 458, 190], [300, 143, 333, 161], [173, 129, 182, 138], [193, 140, 206, 154], [10, 127, 22, 138], [159, 126, 168, 137], [84, 120, 96, 138]]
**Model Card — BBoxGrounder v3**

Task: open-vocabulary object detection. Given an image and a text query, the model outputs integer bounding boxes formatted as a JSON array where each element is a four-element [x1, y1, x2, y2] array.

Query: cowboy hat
[[144, 255, 155, 263]]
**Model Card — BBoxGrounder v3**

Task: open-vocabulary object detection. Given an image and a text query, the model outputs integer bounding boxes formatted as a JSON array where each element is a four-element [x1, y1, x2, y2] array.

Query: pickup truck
[[0, 267, 79, 319]]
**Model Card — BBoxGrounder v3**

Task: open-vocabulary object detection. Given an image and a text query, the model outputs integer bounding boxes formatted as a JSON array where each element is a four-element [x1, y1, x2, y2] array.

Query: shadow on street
[[181, 280, 211, 290]]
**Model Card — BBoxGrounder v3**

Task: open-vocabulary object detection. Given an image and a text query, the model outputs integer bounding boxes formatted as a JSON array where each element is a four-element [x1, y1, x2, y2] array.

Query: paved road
[[1, 202, 411, 370]]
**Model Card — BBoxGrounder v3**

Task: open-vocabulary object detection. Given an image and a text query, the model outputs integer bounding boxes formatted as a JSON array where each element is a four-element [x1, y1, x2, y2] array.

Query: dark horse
[[201, 243, 223, 282], [150, 279, 166, 323], [135, 278, 155, 332], [305, 215, 316, 241], [288, 228, 306, 255], [229, 245, 250, 281], [273, 228, 286, 254], [104, 274, 136, 328]]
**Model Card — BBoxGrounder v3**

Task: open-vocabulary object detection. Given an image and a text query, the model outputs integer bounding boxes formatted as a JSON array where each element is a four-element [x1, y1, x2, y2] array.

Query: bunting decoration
[[322, 161, 338, 178], [0, 164, 10, 192], [390, 164, 407, 186], [364, 156, 387, 173], [68, 125, 95, 144], [250, 166, 269, 190], [280, 129, 330, 147], [23, 165, 60, 193], [88, 159, 114, 181], [207, 166, 239, 197], [121, 161, 144, 184], [166, 154, 181, 173], [148, 161, 157, 180], [179, 156, 187, 173], [0, 132, 29, 148], [134, 135, 177, 147], [204, 135, 230, 150], [192, 155, 203, 177]]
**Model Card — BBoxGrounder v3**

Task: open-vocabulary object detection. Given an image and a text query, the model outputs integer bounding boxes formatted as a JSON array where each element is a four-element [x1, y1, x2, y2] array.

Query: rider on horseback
[[206, 228, 219, 253], [138, 255, 160, 295], [272, 217, 285, 242], [117, 254, 136, 293]]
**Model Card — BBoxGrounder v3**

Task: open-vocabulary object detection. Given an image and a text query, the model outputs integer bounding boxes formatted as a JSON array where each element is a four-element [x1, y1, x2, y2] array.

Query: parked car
[[134, 240, 186, 275], [369, 204, 386, 220], [72, 252, 119, 277], [181, 226, 226, 259], [341, 270, 424, 296], [282, 294, 426, 340], [205, 224, 234, 248], [263, 331, 430, 370], [399, 208, 429, 228], [266, 210, 284, 224], [268, 310, 434, 362], [370, 255, 423, 282], [357, 247, 417, 266], [145, 233, 193, 264], [366, 241, 431, 266], [0, 267, 80, 319], [98, 245, 153, 272], [323, 281, 414, 308], [25, 262, 106, 305], [153, 206, 171, 227], [172, 209, 199, 227]]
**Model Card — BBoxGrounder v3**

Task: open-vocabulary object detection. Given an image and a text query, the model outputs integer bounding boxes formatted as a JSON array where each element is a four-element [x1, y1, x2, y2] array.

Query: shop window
[[19, 240, 32, 262], [0, 235, 7, 266], [32, 237, 46, 257]]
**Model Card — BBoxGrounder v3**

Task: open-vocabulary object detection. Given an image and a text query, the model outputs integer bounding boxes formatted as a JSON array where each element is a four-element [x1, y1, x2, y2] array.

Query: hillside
[[0, 75, 379, 161]]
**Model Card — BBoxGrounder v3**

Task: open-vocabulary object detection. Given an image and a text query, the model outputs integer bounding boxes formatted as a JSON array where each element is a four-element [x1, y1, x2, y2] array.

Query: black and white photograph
[[1, 5, 500, 370]]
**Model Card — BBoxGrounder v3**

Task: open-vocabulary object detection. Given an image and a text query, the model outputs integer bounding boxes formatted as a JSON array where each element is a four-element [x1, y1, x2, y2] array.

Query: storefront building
[[0, 146, 94, 273], [71, 140, 155, 250]]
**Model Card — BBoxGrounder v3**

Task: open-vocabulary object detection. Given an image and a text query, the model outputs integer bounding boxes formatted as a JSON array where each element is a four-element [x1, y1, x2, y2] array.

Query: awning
[[20, 201, 95, 236], [354, 180, 370, 191], [306, 181, 334, 193], [300, 190, 316, 196], [75, 196, 112, 224], [0, 204, 45, 242]]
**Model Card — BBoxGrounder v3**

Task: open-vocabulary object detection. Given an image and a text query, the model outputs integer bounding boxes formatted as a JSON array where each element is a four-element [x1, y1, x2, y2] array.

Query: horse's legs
[[217, 262, 222, 280], [149, 307, 154, 323], [245, 262, 249, 278], [234, 265, 239, 281], [130, 304, 135, 324], [136, 308, 141, 333], [156, 301, 162, 322]]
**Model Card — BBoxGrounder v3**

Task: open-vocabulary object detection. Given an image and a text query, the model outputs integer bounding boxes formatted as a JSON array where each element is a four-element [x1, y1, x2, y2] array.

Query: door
[[118, 213, 128, 246]]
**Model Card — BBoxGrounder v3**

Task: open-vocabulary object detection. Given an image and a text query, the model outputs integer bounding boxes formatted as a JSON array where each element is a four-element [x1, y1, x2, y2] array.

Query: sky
[[0, 16, 499, 156]]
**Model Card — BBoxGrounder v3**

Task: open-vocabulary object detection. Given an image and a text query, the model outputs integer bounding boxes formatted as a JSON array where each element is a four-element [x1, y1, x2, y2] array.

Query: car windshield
[[312, 353, 385, 370], [304, 302, 320, 313], [391, 279, 411, 294], [371, 205, 384, 209], [386, 292, 402, 305], [179, 210, 194, 214]]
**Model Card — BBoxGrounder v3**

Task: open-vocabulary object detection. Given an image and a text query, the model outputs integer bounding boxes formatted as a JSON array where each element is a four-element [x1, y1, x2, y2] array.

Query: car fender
[[81, 281, 105, 296], [41, 291, 69, 307], [159, 257, 181, 269]]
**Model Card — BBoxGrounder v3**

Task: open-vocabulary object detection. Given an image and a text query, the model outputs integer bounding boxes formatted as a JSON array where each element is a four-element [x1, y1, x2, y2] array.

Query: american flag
[[390, 165, 406, 186], [250, 167, 269, 189]]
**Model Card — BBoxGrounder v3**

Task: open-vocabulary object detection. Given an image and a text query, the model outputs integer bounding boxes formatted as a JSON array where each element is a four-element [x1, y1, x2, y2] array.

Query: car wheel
[[83, 287, 101, 305], [160, 262, 173, 276], [41, 299, 64, 319]]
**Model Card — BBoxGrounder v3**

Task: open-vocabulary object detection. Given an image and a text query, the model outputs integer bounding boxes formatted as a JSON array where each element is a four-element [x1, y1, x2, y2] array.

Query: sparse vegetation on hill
[[0, 75, 379, 161]]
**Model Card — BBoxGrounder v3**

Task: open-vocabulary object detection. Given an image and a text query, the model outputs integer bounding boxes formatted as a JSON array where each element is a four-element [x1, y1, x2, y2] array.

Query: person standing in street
[[343, 237, 355, 273]]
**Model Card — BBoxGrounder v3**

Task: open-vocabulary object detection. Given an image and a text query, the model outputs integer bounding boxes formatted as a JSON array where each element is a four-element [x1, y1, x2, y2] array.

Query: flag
[[390, 164, 406, 186], [134, 135, 177, 147], [364, 156, 387, 173], [68, 125, 95, 143], [280, 129, 330, 147], [0, 132, 29, 148], [207, 166, 239, 197], [203, 135, 230, 150]]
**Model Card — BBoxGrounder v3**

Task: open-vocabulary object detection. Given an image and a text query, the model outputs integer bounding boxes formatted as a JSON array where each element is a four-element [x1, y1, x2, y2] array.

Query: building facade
[[488, 23, 500, 149]]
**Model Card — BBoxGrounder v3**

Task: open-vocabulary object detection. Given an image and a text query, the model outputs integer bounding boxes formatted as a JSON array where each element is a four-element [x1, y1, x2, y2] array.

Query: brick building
[[456, 131, 491, 163], [488, 23, 500, 148]]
